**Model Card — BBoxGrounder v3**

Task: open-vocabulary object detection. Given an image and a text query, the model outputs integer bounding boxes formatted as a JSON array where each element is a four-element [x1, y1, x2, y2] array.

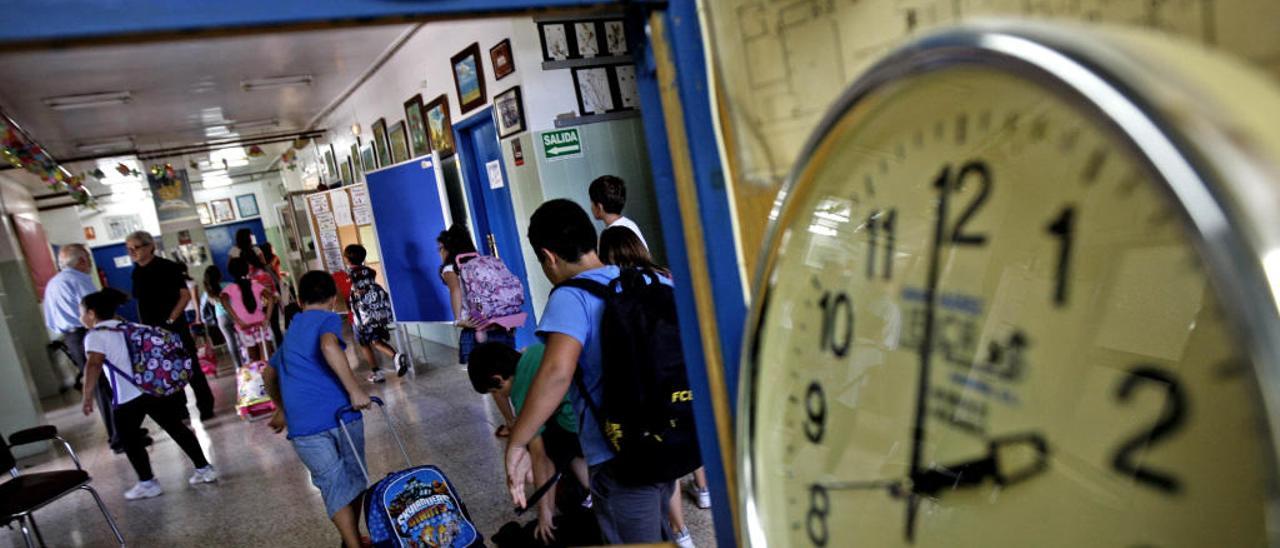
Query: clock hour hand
[[911, 432, 1049, 497]]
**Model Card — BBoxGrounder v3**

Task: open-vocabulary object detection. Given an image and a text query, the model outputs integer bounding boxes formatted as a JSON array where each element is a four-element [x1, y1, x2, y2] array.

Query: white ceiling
[[0, 24, 413, 195]]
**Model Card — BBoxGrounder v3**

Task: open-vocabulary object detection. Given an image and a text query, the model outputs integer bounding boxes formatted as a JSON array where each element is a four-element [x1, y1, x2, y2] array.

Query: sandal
[[495, 425, 511, 438]]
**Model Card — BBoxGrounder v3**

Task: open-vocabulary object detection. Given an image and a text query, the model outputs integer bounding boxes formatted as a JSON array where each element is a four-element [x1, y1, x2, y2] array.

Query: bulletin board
[[304, 184, 385, 288], [365, 158, 453, 322]]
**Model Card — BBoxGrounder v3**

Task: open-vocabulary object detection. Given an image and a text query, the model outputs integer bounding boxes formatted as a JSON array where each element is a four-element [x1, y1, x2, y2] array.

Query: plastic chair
[[1, 425, 125, 547]]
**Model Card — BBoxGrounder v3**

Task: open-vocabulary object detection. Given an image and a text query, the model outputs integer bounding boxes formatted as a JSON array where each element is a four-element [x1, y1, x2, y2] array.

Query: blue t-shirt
[[269, 309, 361, 438], [536, 265, 673, 466]]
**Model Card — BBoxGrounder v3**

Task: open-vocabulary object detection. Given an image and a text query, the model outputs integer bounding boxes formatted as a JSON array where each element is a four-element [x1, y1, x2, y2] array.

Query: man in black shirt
[[127, 231, 216, 420]]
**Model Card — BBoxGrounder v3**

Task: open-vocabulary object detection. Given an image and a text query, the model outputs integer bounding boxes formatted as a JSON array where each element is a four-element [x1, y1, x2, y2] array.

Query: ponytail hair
[[82, 288, 129, 320], [227, 257, 258, 312]]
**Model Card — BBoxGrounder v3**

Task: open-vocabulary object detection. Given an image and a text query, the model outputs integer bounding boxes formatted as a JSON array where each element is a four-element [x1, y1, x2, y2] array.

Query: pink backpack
[[455, 253, 525, 322]]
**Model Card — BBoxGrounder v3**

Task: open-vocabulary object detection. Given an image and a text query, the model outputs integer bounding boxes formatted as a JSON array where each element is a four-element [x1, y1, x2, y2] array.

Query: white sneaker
[[394, 352, 410, 377], [684, 481, 711, 509], [188, 465, 219, 485], [581, 494, 593, 509], [368, 370, 386, 383], [124, 480, 163, 500], [673, 527, 695, 548]]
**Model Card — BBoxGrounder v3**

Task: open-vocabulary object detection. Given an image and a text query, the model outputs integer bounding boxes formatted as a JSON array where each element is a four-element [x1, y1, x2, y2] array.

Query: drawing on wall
[[403, 94, 430, 157], [491, 39, 515, 80], [197, 202, 212, 225], [372, 118, 391, 167], [105, 214, 144, 239], [236, 193, 259, 218], [494, 86, 526, 138], [424, 94, 455, 157], [389, 120, 410, 164], [572, 66, 615, 115], [605, 20, 628, 55], [147, 168, 198, 223], [575, 22, 600, 58], [210, 198, 235, 223], [540, 23, 570, 61], [451, 43, 487, 114]]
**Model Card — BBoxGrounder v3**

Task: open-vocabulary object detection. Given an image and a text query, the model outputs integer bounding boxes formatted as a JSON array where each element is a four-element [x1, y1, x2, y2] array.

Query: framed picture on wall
[[490, 39, 515, 80], [494, 86, 526, 138], [424, 94, 455, 157], [349, 140, 362, 181], [403, 94, 430, 158], [451, 43, 487, 114], [324, 147, 338, 181], [361, 145, 376, 174], [538, 22, 570, 61], [340, 158, 354, 185], [210, 198, 235, 223], [538, 19, 627, 62], [389, 120, 410, 164], [196, 202, 212, 225], [236, 193, 260, 218], [371, 118, 391, 167], [571, 63, 640, 116]]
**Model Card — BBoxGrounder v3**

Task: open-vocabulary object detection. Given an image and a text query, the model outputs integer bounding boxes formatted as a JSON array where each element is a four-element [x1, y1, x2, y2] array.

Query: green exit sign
[[541, 128, 583, 160]]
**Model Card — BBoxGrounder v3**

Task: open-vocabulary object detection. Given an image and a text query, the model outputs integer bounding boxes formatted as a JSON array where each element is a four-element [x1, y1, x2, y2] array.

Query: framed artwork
[[196, 203, 212, 225], [340, 157, 354, 185], [604, 20, 628, 55], [490, 39, 515, 80], [424, 94, 455, 157], [324, 146, 338, 181], [210, 198, 235, 223], [571, 64, 640, 116], [84, 226, 96, 240], [349, 140, 362, 181], [236, 193, 260, 217], [538, 19, 627, 62], [451, 43, 487, 114], [494, 86, 526, 138], [403, 94, 430, 158], [538, 23, 570, 61], [389, 121, 410, 164], [371, 118, 391, 167], [361, 145, 376, 174], [574, 22, 600, 58]]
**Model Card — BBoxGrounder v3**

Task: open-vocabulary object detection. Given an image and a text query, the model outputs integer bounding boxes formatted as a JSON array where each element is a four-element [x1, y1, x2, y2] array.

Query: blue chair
[[2, 426, 125, 547]]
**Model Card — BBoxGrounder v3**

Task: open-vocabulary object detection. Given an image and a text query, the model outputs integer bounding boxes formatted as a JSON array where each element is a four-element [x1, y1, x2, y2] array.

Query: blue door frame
[[0, 4, 748, 546], [91, 243, 140, 323], [453, 107, 540, 350]]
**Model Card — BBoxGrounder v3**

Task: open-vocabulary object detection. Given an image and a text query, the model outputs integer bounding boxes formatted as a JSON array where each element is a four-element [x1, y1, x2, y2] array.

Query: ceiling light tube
[[230, 118, 280, 131], [43, 91, 132, 111], [240, 75, 312, 92], [76, 136, 135, 153]]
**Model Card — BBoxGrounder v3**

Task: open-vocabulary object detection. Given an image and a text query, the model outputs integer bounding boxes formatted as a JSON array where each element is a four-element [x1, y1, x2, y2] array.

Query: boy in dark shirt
[[264, 271, 372, 548], [344, 244, 409, 382]]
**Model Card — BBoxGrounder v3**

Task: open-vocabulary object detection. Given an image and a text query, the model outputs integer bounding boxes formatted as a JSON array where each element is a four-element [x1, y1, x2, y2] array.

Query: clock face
[[745, 65, 1271, 546]]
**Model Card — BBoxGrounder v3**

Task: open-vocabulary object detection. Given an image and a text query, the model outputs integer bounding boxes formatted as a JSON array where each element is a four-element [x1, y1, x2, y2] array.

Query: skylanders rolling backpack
[[337, 398, 484, 548], [454, 252, 524, 323], [94, 322, 192, 403]]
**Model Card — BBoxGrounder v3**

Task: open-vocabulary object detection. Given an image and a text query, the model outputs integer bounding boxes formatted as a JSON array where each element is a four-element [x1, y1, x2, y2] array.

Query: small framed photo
[[424, 94, 455, 157], [572, 65, 615, 115], [403, 94, 430, 158], [196, 203, 212, 225], [538, 23, 570, 61], [490, 39, 515, 80], [389, 120, 410, 164], [451, 43, 487, 115], [494, 86, 526, 139], [371, 118, 391, 167], [210, 198, 235, 223], [361, 145, 377, 174], [235, 193, 259, 218]]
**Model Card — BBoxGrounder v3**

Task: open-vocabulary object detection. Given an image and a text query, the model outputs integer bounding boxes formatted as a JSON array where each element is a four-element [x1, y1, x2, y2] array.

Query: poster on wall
[[349, 184, 374, 225], [105, 214, 144, 239], [147, 168, 198, 222], [330, 188, 355, 227], [307, 193, 344, 272], [210, 198, 235, 223], [236, 193, 260, 217]]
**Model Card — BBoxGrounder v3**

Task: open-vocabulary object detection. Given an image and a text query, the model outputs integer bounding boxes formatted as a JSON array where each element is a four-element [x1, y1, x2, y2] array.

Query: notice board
[[365, 158, 452, 322], [304, 184, 384, 288]]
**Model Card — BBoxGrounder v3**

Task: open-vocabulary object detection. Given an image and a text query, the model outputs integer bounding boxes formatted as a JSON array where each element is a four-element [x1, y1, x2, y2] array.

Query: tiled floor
[[5, 337, 716, 547]]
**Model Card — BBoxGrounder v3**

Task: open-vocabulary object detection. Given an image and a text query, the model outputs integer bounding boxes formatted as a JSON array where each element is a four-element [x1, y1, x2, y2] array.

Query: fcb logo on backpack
[[94, 323, 192, 401], [454, 252, 524, 322]]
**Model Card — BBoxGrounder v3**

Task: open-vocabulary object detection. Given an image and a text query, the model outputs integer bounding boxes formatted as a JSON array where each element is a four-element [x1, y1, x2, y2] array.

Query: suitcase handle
[[336, 396, 413, 484]]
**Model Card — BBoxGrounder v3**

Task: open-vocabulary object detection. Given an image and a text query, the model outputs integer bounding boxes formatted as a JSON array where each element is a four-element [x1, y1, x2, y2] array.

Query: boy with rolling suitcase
[[263, 271, 373, 548]]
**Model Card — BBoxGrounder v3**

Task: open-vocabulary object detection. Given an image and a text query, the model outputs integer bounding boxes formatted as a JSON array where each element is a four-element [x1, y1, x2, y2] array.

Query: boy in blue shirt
[[505, 199, 675, 544], [264, 271, 372, 548]]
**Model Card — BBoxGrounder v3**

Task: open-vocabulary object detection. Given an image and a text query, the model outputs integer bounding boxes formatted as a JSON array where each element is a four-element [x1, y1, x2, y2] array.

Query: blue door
[[91, 242, 139, 322], [454, 108, 538, 348], [205, 219, 268, 280]]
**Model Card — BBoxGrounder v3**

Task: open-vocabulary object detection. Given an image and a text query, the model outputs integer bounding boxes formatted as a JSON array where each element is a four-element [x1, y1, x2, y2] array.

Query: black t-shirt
[[131, 256, 189, 328]]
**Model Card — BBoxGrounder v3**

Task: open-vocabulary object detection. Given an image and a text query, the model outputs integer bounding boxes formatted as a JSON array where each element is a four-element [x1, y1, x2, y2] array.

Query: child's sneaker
[[684, 481, 711, 509], [581, 493, 593, 509], [394, 352, 410, 377], [124, 479, 163, 500], [188, 465, 219, 485], [673, 527, 695, 548], [368, 370, 386, 383]]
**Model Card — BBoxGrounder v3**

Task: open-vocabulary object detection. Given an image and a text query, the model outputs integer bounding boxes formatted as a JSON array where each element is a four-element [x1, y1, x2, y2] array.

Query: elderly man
[[126, 231, 216, 420], [43, 244, 121, 444]]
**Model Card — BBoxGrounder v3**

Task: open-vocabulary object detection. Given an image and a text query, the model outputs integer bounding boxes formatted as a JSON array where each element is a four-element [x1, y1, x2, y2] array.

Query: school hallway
[[4, 338, 717, 547]]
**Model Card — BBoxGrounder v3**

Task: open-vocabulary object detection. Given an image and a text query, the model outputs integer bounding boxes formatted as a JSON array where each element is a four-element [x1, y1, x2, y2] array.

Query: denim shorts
[[291, 420, 367, 518]]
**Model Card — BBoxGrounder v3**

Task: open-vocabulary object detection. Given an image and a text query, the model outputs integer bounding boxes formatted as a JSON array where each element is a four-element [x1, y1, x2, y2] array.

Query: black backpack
[[555, 267, 702, 485]]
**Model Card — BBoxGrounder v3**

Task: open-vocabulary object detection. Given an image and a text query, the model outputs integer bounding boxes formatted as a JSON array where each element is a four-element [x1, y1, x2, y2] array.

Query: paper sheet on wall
[[330, 189, 355, 227], [349, 185, 374, 225], [359, 225, 381, 263], [486, 160, 505, 189], [307, 193, 330, 216]]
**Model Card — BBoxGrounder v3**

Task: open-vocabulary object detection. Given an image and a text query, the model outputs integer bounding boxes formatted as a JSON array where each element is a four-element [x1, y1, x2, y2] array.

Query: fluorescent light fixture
[[240, 75, 312, 92], [200, 173, 233, 188], [230, 118, 279, 131], [43, 91, 131, 111], [76, 136, 134, 153]]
